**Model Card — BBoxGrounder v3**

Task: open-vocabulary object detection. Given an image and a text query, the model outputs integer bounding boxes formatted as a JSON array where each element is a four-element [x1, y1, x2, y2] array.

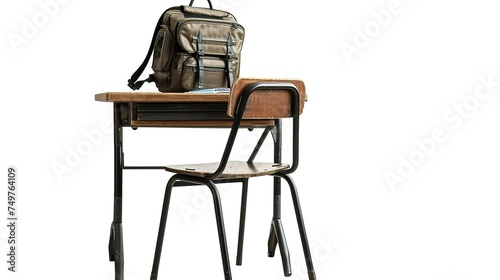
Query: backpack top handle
[[189, 0, 213, 9]]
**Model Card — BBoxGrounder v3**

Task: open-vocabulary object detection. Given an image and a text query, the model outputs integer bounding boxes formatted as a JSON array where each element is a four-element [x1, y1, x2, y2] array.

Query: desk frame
[[98, 92, 288, 280]]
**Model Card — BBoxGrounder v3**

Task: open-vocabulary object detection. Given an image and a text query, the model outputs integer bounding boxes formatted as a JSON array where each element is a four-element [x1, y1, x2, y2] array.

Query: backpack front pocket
[[180, 55, 238, 91]]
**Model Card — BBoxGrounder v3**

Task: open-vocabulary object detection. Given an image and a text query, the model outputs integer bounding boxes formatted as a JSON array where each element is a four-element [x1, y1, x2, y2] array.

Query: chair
[[150, 78, 316, 280]]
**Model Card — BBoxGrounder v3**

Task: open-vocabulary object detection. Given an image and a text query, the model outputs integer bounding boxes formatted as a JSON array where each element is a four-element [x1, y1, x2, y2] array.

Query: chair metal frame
[[150, 80, 316, 280]]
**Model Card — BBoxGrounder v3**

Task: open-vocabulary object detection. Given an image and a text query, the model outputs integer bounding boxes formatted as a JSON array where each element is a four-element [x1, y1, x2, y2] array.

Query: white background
[[1, 0, 500, 280]]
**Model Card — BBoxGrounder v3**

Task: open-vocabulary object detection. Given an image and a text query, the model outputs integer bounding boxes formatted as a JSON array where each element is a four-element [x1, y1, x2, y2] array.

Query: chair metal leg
[[238, 127, 271, 266], [205, 179, 233, 280], [236, 179, 249, 266], [150, 177, 175, 280], [150, 175, 232, 280], [279, 174, 316, 280]]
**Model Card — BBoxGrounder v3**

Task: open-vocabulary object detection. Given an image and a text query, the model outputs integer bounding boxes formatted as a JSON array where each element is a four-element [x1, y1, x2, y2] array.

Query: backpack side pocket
[[152, 25, 174, 72]]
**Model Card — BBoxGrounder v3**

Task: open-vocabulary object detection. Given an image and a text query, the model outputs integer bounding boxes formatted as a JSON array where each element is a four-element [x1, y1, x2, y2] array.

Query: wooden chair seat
[[165, 161, 290, 178]]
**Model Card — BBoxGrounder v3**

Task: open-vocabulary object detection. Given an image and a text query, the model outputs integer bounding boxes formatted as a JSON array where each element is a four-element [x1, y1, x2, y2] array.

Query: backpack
[[128, 0, 245, 92]]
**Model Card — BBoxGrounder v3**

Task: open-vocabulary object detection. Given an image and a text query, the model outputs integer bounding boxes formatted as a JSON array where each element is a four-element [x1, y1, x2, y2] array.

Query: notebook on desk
[[187, 87, 230, 94]]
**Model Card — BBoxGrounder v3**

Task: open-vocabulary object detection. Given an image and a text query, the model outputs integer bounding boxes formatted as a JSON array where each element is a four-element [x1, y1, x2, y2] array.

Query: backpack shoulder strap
[[127, 9, 169, 90]]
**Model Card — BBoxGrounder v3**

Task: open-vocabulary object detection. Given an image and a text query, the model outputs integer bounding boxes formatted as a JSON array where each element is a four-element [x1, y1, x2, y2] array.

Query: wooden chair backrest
[[227, 78, 306, 119]]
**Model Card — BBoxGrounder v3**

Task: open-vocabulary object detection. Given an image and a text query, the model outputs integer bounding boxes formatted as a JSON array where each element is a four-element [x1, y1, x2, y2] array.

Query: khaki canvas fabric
[[128, 3, 245, 92]]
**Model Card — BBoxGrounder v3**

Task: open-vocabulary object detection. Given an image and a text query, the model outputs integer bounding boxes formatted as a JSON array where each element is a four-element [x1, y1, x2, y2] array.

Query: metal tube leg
[[267, 219, 292, 276], [272, 219, 292, 277], [236, 179, 249, 266], [150, 178, 175, 280], [109, 222, 124, 280], [205, 180, 233, 280], [150, 175, 232, 280], [111, 103, 124, 280], [281, 174, 316, 280], [267, 170, 292, 277], [267, 223, 278, 257]]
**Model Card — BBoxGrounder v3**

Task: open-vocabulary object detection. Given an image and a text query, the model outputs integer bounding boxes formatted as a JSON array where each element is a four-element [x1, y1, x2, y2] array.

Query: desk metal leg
[[267, 189, 292, 276], [266, 120, 292, 276], [109, 103, 125, 280], [109, 222, 123, 280]]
